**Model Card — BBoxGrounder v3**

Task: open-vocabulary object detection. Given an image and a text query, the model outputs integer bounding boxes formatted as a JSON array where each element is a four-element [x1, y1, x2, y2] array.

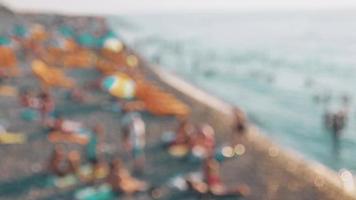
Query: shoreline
[[143, 61, 356, 199]]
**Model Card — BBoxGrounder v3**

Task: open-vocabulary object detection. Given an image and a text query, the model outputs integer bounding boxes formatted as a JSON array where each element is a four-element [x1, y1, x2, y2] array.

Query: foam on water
[[109, 10, 356, 171]]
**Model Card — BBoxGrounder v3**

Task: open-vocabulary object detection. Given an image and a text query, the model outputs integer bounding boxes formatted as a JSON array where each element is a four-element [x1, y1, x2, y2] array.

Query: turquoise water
[[109, 11, 356, 171]]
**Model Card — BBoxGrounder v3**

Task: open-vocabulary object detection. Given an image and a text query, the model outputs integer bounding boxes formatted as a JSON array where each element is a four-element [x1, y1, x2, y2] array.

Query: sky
[[2, 0, 356, 15]]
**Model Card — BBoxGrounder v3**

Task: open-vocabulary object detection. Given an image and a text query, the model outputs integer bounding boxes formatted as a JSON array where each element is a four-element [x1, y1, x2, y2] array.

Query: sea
[[109, 10, 356, 172]]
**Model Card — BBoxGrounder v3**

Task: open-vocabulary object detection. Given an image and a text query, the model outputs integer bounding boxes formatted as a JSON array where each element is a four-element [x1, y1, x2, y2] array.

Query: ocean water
[[109, 11, 356, 172]]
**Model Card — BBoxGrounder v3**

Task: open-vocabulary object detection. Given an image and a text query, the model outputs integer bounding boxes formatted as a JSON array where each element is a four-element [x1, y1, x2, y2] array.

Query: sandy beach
[[0, 6, 355, 200]]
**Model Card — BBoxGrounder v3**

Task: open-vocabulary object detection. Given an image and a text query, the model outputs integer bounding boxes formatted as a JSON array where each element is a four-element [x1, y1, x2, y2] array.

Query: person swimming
[[324, 107, 348, 154]]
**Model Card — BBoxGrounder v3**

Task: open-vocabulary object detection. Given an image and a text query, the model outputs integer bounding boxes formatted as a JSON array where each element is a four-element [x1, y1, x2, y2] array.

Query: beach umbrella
[[30, 24, 47, 41], [12, 24, 28, 38], [97, 30, 117, 47], [103, 38, 123, 52], [77, 32, 96, 48], [31, 60, 75, 88], [105, 30, 117, 39], [102, 73, 136, 99], [58, 25, 75, 38]]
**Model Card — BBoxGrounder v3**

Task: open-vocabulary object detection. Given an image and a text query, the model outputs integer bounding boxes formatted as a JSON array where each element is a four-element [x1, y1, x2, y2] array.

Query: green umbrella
[[59, 25, 75, 38], [0, 36, 11, 46], [77, 32, 96, 47], [12, 24, 27, 38]]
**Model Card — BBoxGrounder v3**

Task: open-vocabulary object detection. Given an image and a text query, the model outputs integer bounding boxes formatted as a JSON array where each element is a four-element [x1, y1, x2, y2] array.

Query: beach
[[0, 6, 355, 200]]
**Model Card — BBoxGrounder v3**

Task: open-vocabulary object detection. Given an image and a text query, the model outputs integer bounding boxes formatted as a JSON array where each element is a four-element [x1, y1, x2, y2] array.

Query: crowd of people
[[0, 16, 250, 199]]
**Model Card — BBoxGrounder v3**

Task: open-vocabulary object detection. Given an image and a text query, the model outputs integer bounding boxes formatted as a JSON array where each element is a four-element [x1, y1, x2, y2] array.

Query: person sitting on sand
[[49, 115, 83, 135], [19, 88, 40, 109], [66, 150, 81, 175], [172, 118, 195, 147], [161, 118, 196, 158], [186, 155, 250, 197], [47, 115, 91, 145], [50, 115, 66, 133], [48, 145, 66, 176], [48, 147, 83, 176], [90, 157, 109, 181], [108, 159, 148, 194], [190, 124, 216, 159]]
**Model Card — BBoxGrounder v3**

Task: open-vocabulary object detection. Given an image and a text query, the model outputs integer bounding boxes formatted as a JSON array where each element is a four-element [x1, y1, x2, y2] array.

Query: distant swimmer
[[304, 77, 315, 88], [313, 92, 332, 105], [341, 94, 351, 109], [324, 108, 348, 154]]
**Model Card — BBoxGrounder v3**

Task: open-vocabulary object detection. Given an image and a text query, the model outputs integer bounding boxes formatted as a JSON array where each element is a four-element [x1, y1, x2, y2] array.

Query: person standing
[[86, 123, 105, 165], [123, 113, 146, 173], [39, 91, 55, 125]]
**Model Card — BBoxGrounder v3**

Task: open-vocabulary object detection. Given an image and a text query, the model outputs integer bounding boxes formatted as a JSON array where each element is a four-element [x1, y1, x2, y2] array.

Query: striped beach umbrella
[[103, 38, 123, 52], [102, 73, 136, 99]]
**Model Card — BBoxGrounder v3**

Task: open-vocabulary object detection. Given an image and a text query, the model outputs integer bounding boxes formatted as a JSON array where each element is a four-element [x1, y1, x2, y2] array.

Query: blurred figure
[[91, 157, 109, 181], [48, 147, 82, 176], [48, 145, 66, 176], [66, 150, 81, 174], [39, 90, 55, 124], [68, 88, 87, 103], [50, 114, 64, 131], [324, 95, 351, 154], [324, 109, 348, 154], [86, 123, 105, 165], [122, 113, 145, 168], [108, 159, 148, 194], [124, 114, 146, 173], [160, 118, 195, 158], [19, 88, 40, 109], [191, 124, 215, 160], [233, 107, 247, 136], [174, 118, 194, 146], [186, 155, 250, 197]]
